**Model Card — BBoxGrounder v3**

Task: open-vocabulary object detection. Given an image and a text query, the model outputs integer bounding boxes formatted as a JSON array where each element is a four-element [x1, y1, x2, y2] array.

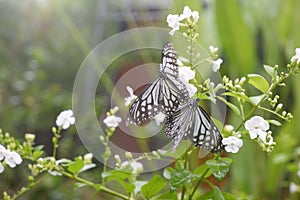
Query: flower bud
[[25, 133, 36, 142], [83, 153, 93, 164], [99, 135, 105, 143], [275, 103, 283, 112], [125, 151, 133, 160]]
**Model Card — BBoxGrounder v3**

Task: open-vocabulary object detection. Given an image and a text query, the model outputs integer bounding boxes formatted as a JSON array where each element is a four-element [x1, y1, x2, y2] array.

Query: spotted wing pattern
[[165, 98, 224, 153], [127, 43, 189, 125]]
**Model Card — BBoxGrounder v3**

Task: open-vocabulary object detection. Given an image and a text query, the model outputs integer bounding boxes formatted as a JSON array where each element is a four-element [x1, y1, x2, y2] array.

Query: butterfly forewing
[[165, 98, 224, 153], [127, 43, 189, 125]]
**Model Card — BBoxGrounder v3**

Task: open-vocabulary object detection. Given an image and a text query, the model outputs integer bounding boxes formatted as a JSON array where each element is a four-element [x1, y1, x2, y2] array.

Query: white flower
[[130, 160, 144, 173], [179, 6, 193, 20], [192, 11, 199, 21], [0, 162, 4, 173], [124, 86, 137, 107], [166, 14, 180, 35], [103, 115, 122, 128], [289, 182, 298, 194], [154, 112, 166, 126], [178, 67, 195, 82], [297, 170, 300, 178], [291, 48, 300, 64], [56, 110, 75, 129], [0, 145, 8, 161], [120, 160, 143, 173], [209, 45, 218, 54], [222, 136, 243, 153], [178, 67, 197, 97], [212, 58, 223, 72], [4, 151, 22, 168], [245, 116, 269, 140]]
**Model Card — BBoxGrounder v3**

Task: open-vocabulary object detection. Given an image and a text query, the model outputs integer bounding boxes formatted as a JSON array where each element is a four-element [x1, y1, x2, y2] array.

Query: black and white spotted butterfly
[[165, 98, 224, 153], [126, 43, 189, 126]]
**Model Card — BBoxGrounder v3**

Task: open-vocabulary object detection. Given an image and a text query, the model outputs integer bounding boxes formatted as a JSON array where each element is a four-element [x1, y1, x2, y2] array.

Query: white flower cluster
[[0, 144, 22, 173], [166, 6, 199, 36]]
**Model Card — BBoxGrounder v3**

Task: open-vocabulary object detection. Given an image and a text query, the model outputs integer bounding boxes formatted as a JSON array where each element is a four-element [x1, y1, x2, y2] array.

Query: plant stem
[[61, 171, 129, 200], [188, 168, 210, 200]]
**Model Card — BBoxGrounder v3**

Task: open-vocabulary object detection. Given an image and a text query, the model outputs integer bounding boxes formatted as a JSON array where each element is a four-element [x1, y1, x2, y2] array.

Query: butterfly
[[165, 98, 224, 153], [127, 43, 189, 126]]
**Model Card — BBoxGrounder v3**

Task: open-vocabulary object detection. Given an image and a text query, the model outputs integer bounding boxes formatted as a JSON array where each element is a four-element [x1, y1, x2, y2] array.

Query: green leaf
[[249, 94, 266, 106], [264, 65, 277, 78], [32, 150, 43, 160], [169, 163, 200, 190], [163, 167, 173, 180], [141, 175, 167, 199], [247, 74, 269, 93], [157, 191, 178, 200], [206, 157, 232, 180], [74, 182, 87, 189], [194, 164, 212, 179], [222, 92, 250, 102], [268, 119, 282, 126], [217, 96, 240, 115], [101, 170, 135, 194], [67, 157, 84, 175], [212, 185, 225, 200]]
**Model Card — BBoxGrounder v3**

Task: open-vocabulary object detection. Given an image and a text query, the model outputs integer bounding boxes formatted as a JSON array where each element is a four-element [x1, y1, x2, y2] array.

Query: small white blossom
[[56, 110, 75, 129], [166, 14, 180, 35], [120, 160, 143, 173], [192, 11, 199, 21], [178, 67, 195, 82], [245, 116, 269, 140], [103, 115, 122, 128], [212, 58, 223, 72], [178, 67, 197, 97], [154, 112, 166, 126], [124, 86, 137, 107], [179, 6, 193, 20], [0, 162, 4, 173], [290, 182, 298, 194], [222, 136, 243, 153], [291, 48, 300, 64], [223, 124, 234, 132], [4, 151, 22, 168], [209, 45, 218, 54], [0, 145, 8, 161]]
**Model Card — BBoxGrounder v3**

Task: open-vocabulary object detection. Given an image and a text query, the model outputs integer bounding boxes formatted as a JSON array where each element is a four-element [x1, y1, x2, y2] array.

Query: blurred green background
[[0, 0, 300, 199]]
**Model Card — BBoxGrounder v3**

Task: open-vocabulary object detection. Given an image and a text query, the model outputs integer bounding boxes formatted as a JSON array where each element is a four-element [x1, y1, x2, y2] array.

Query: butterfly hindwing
[[165, 98, 224, 153]]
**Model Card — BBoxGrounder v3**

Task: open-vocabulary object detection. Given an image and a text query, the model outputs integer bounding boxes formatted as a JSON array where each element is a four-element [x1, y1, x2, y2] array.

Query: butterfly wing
[[159, 43, 189, 115], [192, 104, 224, 153], [127, 43, 188, 125], [126, 77, 162, 125], [165, 99, 224, 153]]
